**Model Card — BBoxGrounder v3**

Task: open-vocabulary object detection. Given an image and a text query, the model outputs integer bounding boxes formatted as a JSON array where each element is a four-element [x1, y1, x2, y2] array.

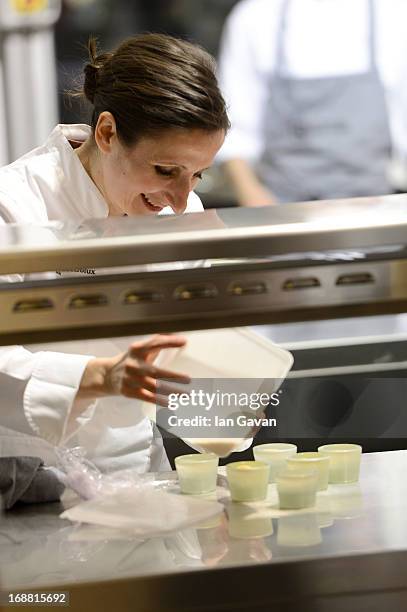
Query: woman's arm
[[0, 335, 190, 447], [222, 158, 277, 207]]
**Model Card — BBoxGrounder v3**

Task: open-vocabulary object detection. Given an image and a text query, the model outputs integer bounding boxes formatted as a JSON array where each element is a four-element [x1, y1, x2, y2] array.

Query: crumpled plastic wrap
[[55, 446, 164, 499], [54, 447, 104, 500], [60, 488, 223, 537], [56, 446, 223, 538]]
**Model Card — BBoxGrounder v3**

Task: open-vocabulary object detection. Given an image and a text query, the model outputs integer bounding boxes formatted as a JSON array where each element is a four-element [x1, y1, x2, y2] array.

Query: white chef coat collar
[[46, 124, 109, 219]]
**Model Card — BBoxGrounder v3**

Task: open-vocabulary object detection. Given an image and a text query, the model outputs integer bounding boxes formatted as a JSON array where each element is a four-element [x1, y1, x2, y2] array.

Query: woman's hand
[[77, 334, 190, 406], [238, 184, 277, 207], [223, 159, 278, 207]]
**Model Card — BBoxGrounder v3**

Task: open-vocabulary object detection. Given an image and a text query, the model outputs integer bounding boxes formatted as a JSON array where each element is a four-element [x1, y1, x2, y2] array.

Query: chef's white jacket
[[217, 0, 407, 175], [0, 124, 203, 472]]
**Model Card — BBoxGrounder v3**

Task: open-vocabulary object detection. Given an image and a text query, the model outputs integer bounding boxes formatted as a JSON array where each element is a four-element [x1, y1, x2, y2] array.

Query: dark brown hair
[[80, 33, 230, 146]]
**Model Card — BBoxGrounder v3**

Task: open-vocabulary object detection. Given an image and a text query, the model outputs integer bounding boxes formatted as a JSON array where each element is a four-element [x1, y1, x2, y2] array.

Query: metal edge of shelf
[[1, 199, 407, 274]]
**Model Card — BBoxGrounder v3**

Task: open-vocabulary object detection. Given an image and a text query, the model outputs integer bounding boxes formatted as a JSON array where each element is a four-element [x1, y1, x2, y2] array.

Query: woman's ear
[[94, 111, 118, 154]]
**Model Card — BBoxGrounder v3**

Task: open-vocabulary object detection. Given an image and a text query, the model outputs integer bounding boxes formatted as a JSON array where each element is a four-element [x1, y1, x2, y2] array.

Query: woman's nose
[[169, 178, 192, 214]]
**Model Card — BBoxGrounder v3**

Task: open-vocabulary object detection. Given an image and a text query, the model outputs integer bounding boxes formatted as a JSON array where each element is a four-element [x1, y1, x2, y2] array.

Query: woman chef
[[0, 34, 229, 472]]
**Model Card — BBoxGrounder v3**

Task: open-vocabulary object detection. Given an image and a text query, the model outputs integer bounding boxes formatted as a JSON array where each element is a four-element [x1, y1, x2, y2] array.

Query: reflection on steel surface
[[1, 195, 407, 343]]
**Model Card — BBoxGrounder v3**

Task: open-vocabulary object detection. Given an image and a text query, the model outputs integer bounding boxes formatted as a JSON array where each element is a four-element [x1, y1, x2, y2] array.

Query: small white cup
[[276, 469, 318, 509], [253, 443, 297, 482], [318, 444, 362, 484], [287, 452, 330, 491], [226, 461, 270, 502], [175, 453, 219, 494]]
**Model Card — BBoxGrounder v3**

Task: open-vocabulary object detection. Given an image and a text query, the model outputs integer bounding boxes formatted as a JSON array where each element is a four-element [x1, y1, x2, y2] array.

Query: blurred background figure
[[217, 0, 407, 206]]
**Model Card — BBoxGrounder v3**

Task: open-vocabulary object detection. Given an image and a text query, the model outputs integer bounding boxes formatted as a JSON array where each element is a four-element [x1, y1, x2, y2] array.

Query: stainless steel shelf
[[1, 195, 407, 343], [1, 194, 407, 274]]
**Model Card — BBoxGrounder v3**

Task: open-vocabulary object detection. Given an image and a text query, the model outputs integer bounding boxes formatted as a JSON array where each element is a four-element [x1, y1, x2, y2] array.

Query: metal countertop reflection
[[1, 451, 407, 590]]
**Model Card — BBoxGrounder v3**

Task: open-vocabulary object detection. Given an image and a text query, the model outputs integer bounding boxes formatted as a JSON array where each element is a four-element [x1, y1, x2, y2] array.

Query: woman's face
[[92, 113, 225, 216]]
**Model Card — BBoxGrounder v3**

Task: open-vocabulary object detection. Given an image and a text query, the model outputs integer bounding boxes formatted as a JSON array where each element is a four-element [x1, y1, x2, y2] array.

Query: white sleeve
[[216, 3, 270, 163], [0, 346, 95, 446], [0, 210, 96, 447]]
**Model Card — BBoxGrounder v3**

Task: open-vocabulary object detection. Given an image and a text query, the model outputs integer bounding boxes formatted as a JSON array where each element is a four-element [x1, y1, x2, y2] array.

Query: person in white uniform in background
[[217, 0, 407, 205], [0, 33, 228, 473]]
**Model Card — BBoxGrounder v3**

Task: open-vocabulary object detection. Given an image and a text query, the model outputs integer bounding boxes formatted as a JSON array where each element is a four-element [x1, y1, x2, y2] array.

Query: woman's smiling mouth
[[141, 193, 165, 212]]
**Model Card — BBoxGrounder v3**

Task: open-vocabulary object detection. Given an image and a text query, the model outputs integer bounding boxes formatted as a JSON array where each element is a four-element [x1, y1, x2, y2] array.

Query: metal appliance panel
[[1, 195, 407, 343]]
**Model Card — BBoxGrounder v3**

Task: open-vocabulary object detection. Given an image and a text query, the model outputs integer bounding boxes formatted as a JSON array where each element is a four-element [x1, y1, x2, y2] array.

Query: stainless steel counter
[[1, 451, 407, 611]]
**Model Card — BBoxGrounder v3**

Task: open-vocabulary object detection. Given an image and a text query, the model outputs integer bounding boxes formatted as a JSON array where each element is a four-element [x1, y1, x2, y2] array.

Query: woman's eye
[[155, 166, 175, 177], [155, 166, 204, 180]]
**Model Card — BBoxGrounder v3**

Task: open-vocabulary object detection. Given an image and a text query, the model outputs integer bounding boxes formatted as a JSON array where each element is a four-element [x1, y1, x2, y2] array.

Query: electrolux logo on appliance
[[55, 268, 96, 275]]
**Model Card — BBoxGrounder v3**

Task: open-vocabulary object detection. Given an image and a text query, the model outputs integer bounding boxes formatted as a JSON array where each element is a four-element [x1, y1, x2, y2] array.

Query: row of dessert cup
[[175, 443, 362, 510]]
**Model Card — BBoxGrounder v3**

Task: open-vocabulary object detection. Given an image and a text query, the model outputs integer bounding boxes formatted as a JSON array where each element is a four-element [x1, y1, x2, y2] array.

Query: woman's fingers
[[147, 365, 191, 383], [123, 374, 188, 398], [129, 336, 187, 362], [125, 360, 190, 384], [110, 335, 191, 401], [121, 384, 172, 408], [130, 335, 187, 358], [146, 333, 187, 347]]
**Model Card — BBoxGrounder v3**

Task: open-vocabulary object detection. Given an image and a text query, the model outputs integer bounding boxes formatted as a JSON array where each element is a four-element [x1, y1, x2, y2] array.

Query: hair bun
[[83, 63, 98, 104]]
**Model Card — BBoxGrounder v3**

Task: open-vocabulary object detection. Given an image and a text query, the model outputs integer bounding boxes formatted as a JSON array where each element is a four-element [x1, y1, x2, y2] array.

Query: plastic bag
[[55, 447, 104, 500], [56, 447, 223, 538], [55, 447, 161, 500], [60, 488, 223, 537]]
